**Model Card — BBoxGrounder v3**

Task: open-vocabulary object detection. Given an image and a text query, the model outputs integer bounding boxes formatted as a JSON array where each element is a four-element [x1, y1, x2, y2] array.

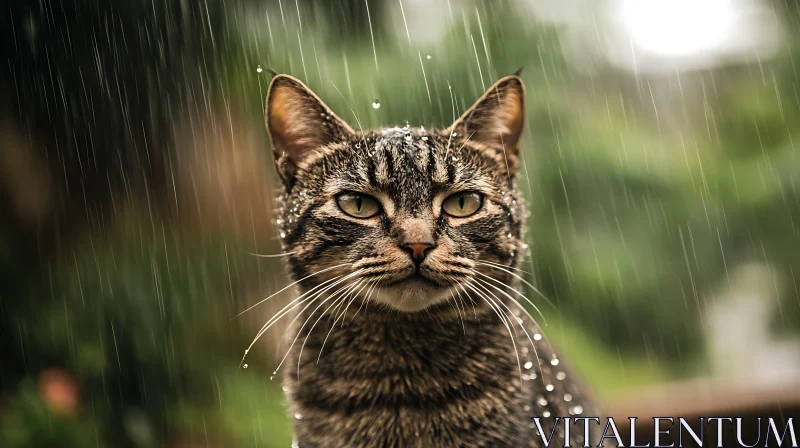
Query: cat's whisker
[[317, 279, 375, 364], [474, 261, 556, 310], [473, 276, 547, 385], [334, 279, 371, 326], [468, 280, 520, 339], [252, 274, 345, 341], [329, 81, 367, 140], [474, 277, 540, 346], [463, 282, 517, 346], [475, 278, 544, 379], [454, 131, 476, 156], [246, 251, 295, 258], [448, 287, 467, 337], [351, 273, 384, 323], [335, 277, 374, 325], [281, 284, 355, 378], [456, 282, 479, 323], [455, 282, 479, 321], [464, 281, 523, 382], [239, 274, 343, 368], [232, 262, 351, 319], [295, 278, 365, 371], [240, 269, 363, 368], [477, 259, 531, 275], [274, 274, 365, 377], [474, 278, 540, 349], [452, 283, 473, 332], [472, 270, 548, 326]]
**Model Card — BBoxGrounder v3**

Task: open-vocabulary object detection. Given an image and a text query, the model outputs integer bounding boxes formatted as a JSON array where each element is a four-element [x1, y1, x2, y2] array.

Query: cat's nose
[[401, 242, 435, 264]]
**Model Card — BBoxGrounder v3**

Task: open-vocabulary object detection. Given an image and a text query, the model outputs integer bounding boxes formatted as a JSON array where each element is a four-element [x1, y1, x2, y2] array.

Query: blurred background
[[1, 0, 799, 446]]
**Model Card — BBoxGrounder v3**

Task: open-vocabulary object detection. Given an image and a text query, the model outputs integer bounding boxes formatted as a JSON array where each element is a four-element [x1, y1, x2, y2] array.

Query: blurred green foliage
[[2, 0, 800, 446]]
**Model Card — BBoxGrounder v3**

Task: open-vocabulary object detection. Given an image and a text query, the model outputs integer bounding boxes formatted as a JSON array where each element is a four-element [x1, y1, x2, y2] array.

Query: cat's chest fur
[[283, 298, 592, 448]]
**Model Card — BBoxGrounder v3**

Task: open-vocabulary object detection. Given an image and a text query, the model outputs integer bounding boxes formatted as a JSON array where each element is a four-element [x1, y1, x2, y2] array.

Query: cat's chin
[[371, 277, 452, 312]]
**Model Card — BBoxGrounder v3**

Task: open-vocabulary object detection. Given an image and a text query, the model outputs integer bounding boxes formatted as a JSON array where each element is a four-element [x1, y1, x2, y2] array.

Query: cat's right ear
[[266, 74, 355, 184]]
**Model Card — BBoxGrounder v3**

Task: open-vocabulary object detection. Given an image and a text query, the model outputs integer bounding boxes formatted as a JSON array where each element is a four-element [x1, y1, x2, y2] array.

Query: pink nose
[[401, 242, 434, 263]]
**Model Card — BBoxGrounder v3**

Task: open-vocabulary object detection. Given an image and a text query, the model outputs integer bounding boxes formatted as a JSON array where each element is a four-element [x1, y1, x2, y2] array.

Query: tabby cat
[[265, 73, 602, 447]]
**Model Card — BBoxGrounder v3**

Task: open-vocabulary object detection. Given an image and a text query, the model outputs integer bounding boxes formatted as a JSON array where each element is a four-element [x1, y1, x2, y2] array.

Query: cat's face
[[266, 75, 525, 312]]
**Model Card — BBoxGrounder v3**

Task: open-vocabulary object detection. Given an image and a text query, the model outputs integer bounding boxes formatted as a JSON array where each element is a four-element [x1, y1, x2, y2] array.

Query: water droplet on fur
[[533, 333, 542, 341], [282, 385, 289, 392], [372, 99, 381, 109], [545, 384, 554, 391], [564, 393, 573, 402], [280, 231, 286, 239], [556, 372, 566, 380], [538, 397, 548, 407], [524, 361, 533, 370], [543, 411, 551, 418], [294, 413, 303, 420], [524, 405, 531, 411], [421, 136, 428, 141], [550, 358, 560, 366], [571, 405, 583, 415], [256, 65, 263, 73]]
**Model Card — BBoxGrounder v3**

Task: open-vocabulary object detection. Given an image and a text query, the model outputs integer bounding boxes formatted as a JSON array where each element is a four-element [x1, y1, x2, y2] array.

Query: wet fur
[[266, 75, 600, 447]]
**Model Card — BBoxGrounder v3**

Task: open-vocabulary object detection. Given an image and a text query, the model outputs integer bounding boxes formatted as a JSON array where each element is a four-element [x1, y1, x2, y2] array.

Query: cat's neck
[[283, 298, 534, 447]]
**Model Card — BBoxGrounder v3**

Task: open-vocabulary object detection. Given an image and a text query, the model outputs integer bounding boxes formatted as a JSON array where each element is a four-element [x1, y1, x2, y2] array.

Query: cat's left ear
[[266, 74, 355, 184], [447, 76, 525, 175]]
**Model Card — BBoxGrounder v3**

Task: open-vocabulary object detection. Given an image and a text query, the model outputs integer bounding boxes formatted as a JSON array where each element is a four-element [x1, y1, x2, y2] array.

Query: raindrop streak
[[372, 99, 381, 109]]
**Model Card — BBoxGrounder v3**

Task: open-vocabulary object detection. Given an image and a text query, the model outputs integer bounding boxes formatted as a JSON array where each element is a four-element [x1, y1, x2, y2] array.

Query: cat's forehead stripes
[[303, 128, 505, 210]]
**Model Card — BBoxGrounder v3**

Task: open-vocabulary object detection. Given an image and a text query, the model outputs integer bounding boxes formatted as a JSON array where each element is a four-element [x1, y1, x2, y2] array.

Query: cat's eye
[[336, 193, 381, 218], [442, 192, 483, 218]]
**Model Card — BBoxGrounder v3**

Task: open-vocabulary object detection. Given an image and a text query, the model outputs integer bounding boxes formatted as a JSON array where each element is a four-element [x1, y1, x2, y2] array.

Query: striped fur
[[266, 75, 601, 447]]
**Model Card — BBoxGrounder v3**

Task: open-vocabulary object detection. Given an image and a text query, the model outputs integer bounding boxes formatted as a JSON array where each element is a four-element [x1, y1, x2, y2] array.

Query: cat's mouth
[[384, 272, 440, 288], [370, 270, 454, 312]]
